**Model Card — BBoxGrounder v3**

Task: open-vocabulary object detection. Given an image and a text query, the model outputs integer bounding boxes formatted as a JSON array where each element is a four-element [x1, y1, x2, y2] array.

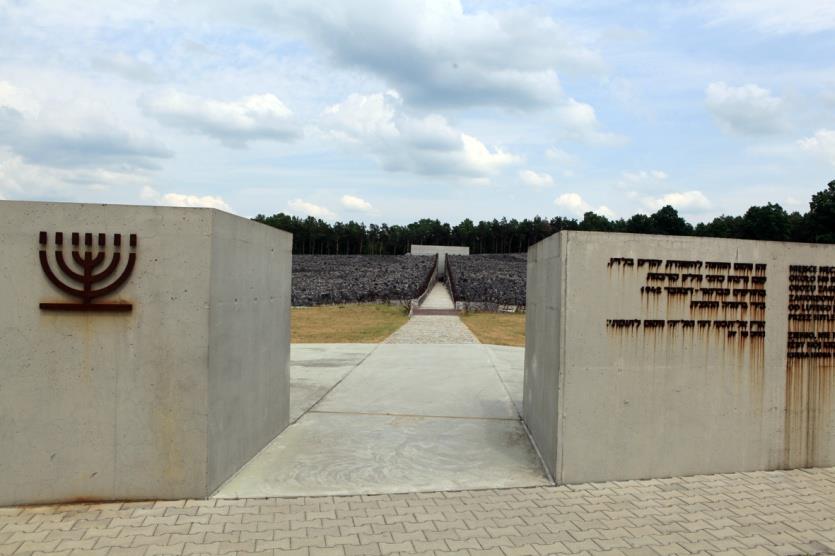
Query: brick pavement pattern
[[2, 468, 835, 555], [384, 315, 478, 344]]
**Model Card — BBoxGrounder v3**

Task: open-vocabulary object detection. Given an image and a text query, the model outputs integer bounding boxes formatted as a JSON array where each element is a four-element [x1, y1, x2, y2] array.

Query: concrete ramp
[[411, 282, 460, 316]]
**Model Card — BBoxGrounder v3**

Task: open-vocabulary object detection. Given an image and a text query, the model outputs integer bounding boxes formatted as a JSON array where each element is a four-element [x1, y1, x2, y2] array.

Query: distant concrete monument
[[410, 244, 469, 278], [524, 231, 835, 484], [0, 201, 292, 506]]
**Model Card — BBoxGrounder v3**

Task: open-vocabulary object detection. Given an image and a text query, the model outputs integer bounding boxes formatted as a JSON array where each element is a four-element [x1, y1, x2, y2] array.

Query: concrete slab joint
[[0, 200, 292, 506]]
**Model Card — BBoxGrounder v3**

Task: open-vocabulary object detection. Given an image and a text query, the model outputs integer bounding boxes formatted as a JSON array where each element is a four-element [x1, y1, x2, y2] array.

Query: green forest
[[255, 179, 835, 255]]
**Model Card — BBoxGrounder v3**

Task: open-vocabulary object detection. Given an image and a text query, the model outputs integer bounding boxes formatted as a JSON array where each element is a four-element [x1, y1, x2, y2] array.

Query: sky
[[0, 0, 834, 225]]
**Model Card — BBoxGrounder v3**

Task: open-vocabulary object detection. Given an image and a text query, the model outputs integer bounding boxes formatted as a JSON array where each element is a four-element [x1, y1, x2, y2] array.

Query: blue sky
[[0, 0, 834, 224]]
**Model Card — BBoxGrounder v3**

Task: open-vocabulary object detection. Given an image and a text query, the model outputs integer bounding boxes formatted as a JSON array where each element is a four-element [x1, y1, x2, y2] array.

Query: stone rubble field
[[292, 255, 435, 306], [448, 253, 527, 306]]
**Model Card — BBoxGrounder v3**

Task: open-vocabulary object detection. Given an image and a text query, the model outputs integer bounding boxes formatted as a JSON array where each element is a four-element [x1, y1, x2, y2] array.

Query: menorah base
[[39, 302, 132, 312]]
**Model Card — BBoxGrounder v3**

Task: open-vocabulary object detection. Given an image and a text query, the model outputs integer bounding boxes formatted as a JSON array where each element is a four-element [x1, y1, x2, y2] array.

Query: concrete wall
[[207, 211, 292, 493], [0, 201, 291, 505], [410, 244, 469, 277], [523, 234, 563, 480], [524, 231, 835, 484]]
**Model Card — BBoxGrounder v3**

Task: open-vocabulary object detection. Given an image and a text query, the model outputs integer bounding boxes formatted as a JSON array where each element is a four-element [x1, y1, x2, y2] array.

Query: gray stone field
[[292, 255, 434, 306], [448, 253, 527, 306]]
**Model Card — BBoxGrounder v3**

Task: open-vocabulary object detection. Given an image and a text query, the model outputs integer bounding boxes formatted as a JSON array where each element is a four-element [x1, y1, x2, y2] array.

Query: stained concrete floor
[[214, 342, 550, 498]]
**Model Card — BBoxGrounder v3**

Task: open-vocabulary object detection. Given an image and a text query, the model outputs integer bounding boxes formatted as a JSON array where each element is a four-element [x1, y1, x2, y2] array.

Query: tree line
[[254, 179, 835, 255]]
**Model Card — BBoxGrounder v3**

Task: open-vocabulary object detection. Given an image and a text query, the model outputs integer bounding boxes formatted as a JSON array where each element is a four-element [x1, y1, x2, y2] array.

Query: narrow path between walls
[[214, 337, 546, 497]]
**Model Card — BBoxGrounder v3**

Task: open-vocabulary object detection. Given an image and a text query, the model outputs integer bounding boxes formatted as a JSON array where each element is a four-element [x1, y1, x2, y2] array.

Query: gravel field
[[447, 253, 527, 306], [292, 255, 435, 306]]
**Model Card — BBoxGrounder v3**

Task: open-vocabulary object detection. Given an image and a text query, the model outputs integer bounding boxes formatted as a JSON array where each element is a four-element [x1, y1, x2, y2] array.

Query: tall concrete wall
[[0, 201, 291, 505], [523, 234, 562, 480], [525, 231, 835, 484], [206, 211, 292, 493], [410, 244, 469, 277]]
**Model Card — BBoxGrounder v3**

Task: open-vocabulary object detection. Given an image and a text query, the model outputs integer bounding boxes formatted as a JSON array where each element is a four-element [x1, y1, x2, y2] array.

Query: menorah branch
[[38, 231, 138, 312]]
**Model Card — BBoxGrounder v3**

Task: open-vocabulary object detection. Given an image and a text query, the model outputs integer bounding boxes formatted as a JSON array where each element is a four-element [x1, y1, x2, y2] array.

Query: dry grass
[[460, 312, 526, 347], [291, 303, 409, 343]]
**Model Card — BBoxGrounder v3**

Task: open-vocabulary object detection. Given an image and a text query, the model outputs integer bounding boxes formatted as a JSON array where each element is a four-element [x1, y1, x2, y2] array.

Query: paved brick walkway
[[384, 316, 478, 344], [2, 468, 835, 555]]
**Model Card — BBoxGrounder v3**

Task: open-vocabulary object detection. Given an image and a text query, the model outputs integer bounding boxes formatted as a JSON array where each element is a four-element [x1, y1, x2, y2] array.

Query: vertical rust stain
[[784, 264, 835, 468]]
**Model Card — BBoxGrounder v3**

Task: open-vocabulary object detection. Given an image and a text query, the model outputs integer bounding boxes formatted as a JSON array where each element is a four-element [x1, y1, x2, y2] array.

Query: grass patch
[[291, 303, 409, 343], [460, 312, 526, 347]]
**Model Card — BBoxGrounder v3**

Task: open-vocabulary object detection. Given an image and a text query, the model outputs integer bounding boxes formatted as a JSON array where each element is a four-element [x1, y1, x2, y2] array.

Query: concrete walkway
[[384, 315, 478, 344], [215, 343, 547, 498], [420, 283, 455, 310], [3, 467, 835, 555]]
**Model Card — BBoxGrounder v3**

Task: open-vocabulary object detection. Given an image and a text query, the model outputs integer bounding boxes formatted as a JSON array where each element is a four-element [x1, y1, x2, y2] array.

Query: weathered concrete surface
[[215, 342, 548, 497], [525, 230, 835, 484], [314, 344, 516, 419], [215, 412, 545, 497], [487, 344, 525, 416], [0, 201, 291, 506], [410, 244, 469, 277], [524, 232, 562, 480], [289, 344, 376, 422], [206, 210, 292, 493]]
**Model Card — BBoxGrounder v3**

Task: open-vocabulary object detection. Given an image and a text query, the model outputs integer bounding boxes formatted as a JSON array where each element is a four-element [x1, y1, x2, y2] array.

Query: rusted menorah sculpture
[[38, 231, 138, 312]]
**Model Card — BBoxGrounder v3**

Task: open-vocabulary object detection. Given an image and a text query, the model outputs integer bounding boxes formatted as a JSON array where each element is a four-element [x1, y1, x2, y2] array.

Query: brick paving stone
[[2, 468, 835, 555], [384, 315, 478, 344]]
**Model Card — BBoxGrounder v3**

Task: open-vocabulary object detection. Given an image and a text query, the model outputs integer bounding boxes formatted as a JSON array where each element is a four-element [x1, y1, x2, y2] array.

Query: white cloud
[[798, 129, 835, 166], [597, 205, 616, 219], [288, 198, 336, 219], [3, 1, 602, 112], [341, 194, 373, 211], [643, 190, 712, 212], [554, 192, 614, 217], [703, 0, 835, 34], [555, 192, 589, 213], [0, 81, 40, 117], [705, 82, 785, 135], [263, 0, 602, 110], [519, 169, 554, 189], [0, 154, 65, 199], [321, 91, 520, 177], [139, 91, 301, 147], [460, 133, 519, 174], [140, 186, 231, 211], [320, 90, 400, 142], [162, 193, 231, 211], [0, 152, 157, 202], [0, 81, 171, 170], [556, 99, 626, 146]]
